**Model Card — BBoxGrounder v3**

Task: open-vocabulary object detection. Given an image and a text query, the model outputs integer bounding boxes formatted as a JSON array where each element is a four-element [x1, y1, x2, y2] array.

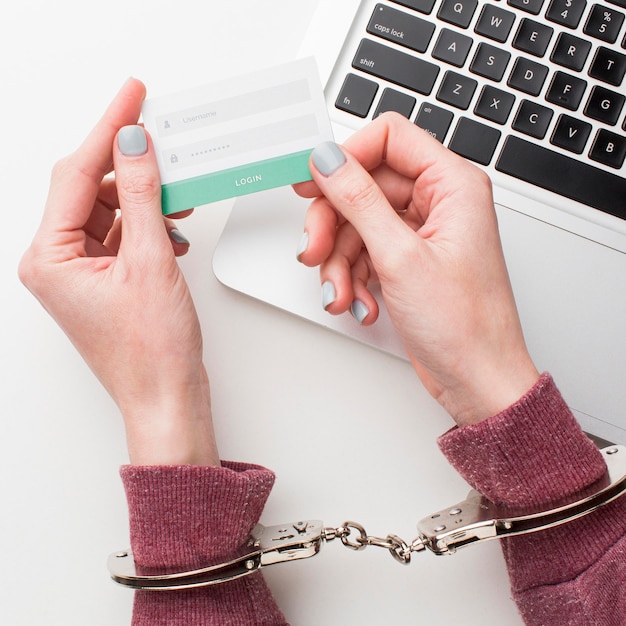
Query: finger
[[166, 221, 191, 257], [113, 125, 172, 265], [319, 220, 365, 315], [84, 182, 119, 244], [349, 251, 379, 326], [169, 208, 194, 220], [42, 78, 146, 234], [297, 196, 340, 266], [343, 111, 455, 180], [309, 141, 411, 263], [103, 214, 190, 257]]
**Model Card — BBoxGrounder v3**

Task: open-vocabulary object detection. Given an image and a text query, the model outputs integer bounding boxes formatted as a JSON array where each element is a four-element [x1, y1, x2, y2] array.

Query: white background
[[1, 1, 522, 624]]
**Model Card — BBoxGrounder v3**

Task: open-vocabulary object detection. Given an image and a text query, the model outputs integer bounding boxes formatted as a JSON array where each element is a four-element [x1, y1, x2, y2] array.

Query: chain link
[[323, 521, 426, 564]]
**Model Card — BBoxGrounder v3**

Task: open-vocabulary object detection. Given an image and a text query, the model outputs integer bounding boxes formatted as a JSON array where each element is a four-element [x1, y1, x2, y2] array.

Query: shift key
[[352, 39, 440, 95]]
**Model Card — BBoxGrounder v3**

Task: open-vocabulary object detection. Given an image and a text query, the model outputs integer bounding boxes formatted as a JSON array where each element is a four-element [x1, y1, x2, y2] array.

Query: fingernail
[[169, 229, 190, 245], [321, 281, 336, 310], [311, 142, 346, 177], [118, 125, 147, 156], [351, 300, 369, 324], [296, 231, 309, 259]]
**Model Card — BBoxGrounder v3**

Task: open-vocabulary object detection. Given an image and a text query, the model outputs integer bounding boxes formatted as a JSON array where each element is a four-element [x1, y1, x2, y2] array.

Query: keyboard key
[[470, 43, 512, 81], [513, 18, 554, 56], [546, 0, 588, 29], [432, 28, 474, 66], [584, 4, 625, 43], [507, 57, 550, 95], [335, 73, 379, 118], [512, 99, 554, 137], [367, 4, 436, 53], [507, 0, 545, 14], [496, 135, 626, 218], [545, 71, 588, 110], [474, 85, 516, 123], [474, 4, 516, 42], [352, 39, 440, 95], [550, 32, 592, 70], [415, 102, 454, 142], [588, 46, 626, 85], [437, 71, 478, 109], [449, 117, 502, 164], [390, 0, 436, 13], [589, 128, 626, 167], [607, 0, 626, 7], [373, 88, 417, 118], [551, 113, 592, 153], [584, 85, 626, 124], [437, 0, 478, 28]]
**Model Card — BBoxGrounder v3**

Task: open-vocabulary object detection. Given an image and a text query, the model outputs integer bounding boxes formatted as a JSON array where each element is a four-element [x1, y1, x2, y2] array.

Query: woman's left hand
[[19, 78, 219, 466]]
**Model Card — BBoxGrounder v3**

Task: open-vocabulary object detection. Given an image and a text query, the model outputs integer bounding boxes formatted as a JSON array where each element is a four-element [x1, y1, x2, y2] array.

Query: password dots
[[191, 144, 231, 157]]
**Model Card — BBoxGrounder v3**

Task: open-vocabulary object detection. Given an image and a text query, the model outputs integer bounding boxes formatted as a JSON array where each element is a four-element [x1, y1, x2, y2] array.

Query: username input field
[[156, 79, 311, 137]]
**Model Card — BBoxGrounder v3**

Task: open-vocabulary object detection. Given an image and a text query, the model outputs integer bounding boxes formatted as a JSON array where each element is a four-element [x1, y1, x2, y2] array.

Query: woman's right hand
[[295, 113, 539, 426]]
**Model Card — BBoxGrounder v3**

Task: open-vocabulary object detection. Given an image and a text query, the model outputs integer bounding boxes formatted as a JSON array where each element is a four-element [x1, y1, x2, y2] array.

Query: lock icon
[[170, 154, 179, 164]]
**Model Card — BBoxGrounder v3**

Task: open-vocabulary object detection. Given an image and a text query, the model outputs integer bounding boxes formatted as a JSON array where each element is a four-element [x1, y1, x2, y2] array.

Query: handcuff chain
[[323, 521, 426, 565]]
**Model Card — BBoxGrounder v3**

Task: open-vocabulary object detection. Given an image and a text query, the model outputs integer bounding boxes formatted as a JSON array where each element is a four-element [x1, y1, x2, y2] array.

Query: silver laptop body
[[214, 0, 626, 443]]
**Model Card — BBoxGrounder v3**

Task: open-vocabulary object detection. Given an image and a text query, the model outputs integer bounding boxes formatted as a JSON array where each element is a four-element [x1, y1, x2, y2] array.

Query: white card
[[141, 57, 334, 214]]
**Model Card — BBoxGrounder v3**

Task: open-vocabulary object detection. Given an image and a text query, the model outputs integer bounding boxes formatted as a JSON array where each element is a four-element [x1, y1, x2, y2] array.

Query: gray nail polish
[[118, 125, 148, 156], [351, 300, 369, 324], [296, 232, 309, 258], [321, 281, 336, 310], [312, 142, 346, 176], [169, 229, 190, 245]]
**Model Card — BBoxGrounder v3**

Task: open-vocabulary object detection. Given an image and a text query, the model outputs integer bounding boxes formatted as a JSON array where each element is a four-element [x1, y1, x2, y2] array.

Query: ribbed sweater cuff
[[437, 373, 607, 507], [120, 462, 288, 625], [119, 461, 275, 570]]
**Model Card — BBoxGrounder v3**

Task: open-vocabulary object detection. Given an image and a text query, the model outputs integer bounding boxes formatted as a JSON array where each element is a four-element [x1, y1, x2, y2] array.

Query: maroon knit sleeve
[[120, 461, 288, 625], [438, 373, 626, 625]]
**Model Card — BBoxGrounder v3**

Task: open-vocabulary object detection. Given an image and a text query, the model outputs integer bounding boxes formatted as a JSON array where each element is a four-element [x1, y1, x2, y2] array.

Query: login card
[[142, 57, 334, 214]]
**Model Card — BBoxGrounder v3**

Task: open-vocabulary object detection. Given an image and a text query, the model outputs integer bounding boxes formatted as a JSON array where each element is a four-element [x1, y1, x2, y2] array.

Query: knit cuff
[[438, 373, 607, 507], [120, 461, 275, 571]]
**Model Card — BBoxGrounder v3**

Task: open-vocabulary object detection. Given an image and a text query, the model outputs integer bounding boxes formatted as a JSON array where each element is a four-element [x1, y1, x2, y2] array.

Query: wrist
[[121, 368, 220, 466], [435, 352, 540, 427]]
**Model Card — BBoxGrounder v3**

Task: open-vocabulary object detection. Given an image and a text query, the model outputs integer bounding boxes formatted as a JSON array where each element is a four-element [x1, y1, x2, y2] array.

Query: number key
[[584, 4, 625, 43], [507, 0, 545, 15], [546, 0, 588, 29]]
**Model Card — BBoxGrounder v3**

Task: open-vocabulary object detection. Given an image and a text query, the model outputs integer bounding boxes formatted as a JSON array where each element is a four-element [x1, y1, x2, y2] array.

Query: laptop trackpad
[[214, 187, 626, 443], [497, 205, 626, 443]]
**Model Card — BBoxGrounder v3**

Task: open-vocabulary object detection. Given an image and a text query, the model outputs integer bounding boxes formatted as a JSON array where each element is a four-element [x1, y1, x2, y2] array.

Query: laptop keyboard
[[331, 0, 626, 219]]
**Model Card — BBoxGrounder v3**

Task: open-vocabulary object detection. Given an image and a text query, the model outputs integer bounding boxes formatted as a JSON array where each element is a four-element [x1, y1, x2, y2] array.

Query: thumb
[[309, 142, 409, 261], [114, 125, 172, 263]]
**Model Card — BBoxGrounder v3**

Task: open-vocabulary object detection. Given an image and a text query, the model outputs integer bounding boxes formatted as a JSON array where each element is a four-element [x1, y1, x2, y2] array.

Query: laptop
[[214, 0, 626, 444]]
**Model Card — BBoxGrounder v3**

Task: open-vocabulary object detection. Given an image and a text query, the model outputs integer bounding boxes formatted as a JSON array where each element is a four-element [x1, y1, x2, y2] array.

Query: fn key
[[335, 73, 379, 118]]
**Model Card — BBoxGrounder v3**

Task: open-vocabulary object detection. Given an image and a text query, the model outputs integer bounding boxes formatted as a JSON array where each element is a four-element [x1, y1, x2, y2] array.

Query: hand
[[295, 113, 539, 426], [19, 79, 219, 466]]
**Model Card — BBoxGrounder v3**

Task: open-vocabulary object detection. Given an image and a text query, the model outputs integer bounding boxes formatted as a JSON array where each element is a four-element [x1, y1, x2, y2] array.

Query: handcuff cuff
[[108, 444, 626, 590]]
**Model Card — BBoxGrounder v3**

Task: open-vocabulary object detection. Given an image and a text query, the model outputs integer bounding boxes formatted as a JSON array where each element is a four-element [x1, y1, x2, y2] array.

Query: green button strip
[[161, 149, 313, 215]]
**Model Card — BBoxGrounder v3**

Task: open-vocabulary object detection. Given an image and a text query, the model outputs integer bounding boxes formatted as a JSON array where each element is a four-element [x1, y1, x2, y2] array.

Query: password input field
[[164, 114, 319, 171]]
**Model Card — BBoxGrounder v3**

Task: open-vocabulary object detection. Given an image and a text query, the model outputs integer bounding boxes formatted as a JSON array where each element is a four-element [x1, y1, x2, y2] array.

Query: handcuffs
[[109, 445, 626, 590]]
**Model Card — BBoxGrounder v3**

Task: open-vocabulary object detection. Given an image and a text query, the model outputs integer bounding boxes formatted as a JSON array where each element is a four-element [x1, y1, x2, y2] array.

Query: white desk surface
[[1, 2, 522, 624]]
